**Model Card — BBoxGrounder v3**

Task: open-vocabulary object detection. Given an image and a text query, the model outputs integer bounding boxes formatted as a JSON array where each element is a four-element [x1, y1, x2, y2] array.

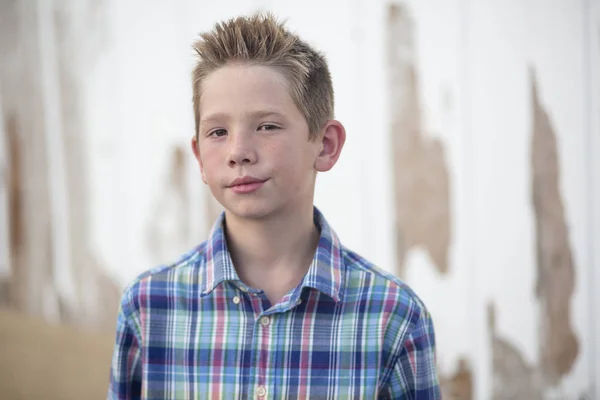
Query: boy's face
[[192, 64, 322, 220]]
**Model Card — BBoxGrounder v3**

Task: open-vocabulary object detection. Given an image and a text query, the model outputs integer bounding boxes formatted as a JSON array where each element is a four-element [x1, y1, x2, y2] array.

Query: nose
[[227, 131, 257, 167]]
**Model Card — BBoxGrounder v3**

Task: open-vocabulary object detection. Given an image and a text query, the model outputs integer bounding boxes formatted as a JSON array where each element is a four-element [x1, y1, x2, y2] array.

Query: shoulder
[[119, 242, 209, 313], [340, 246, 430, 327]]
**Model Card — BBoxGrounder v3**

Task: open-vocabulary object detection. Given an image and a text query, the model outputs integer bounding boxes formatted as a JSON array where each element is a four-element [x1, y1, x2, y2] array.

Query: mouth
[[227, 176, 268, 194]]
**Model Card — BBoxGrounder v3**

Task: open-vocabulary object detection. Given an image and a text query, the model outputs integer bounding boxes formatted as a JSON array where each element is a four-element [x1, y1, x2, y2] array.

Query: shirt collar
[[200, 207, 344, 302]]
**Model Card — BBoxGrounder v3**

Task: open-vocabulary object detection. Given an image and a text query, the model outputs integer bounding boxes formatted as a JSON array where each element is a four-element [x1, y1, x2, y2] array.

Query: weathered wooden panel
[[0, 0, 120, 333], [387, 3, 451, 280], [530, 70, 579, 386]]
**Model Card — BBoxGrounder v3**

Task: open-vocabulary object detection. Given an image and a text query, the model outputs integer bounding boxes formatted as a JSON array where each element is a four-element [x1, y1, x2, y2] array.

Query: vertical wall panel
[[588, 0, 600, 395]]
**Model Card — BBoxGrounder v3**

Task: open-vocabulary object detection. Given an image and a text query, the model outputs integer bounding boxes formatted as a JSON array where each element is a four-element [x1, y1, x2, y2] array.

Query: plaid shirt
[[109, 208, 440, 399]]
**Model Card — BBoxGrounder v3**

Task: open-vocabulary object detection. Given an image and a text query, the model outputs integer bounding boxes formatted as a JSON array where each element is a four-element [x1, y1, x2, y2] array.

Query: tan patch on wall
[[488, 302, 543, 399], [5, 115, 21, 258], [387, 3, 451, 278], [440, 358, 473, 400], [4, 114, 24, 310], [530, 70, 579, 384], [146, 145, 195, 263], [1, 0, 55, 317]]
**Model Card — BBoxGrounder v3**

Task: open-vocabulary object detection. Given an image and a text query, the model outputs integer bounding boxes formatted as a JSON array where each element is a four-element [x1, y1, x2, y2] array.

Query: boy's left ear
[[314, 120, 346, 172]]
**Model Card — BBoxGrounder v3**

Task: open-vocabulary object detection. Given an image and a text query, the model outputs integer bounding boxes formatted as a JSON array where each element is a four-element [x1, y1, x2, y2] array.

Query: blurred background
[[0, 0, 599, 398]]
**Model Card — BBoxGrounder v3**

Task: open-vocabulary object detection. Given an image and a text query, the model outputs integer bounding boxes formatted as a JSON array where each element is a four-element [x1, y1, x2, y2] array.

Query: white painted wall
[[80, 0, 600, 398]]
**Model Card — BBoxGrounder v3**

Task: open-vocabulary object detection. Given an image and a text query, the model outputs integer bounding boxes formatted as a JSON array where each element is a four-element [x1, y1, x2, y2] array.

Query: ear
[[314, 120, 346, 172], [191, 135, 208, 184]]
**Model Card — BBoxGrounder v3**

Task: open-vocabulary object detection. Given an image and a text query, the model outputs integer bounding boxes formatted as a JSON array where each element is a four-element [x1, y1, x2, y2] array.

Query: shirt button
[[260, 316, 270, 327], [296, 298, 302, 306], [232, 296, 241, 305], [256, 385, 267, 397]]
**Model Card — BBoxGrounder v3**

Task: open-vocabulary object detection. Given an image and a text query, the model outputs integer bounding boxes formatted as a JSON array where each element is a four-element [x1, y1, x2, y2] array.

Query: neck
[[224, 204, 320, 304]]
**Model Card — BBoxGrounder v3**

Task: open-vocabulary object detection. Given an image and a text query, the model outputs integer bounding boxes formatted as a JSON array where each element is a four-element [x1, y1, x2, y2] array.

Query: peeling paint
[[488, 302, 543, 400], [0, 0, 120, 333], [147, 144, 193, 263], [530, 69, 579, 385], [387, 3, 452, 278], [440, 357, 473, 400]]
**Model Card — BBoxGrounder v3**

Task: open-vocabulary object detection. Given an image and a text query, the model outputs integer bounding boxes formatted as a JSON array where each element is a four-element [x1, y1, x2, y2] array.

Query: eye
[[208, 129, 227, 137], [258, 124, 280, 131]]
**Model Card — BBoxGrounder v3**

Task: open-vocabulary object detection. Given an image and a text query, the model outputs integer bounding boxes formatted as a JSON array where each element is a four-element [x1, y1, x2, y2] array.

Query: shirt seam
[[123, 284, 144, 346], [377, 302, 422, 394]]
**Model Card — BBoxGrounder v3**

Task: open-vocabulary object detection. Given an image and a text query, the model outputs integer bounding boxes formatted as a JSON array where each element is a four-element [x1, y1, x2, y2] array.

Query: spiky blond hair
[[191, 12, 334, 140]]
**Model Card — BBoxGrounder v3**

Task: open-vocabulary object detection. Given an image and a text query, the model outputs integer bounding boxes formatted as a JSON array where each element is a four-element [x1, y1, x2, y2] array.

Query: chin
[[219, 191, 306, 222], [224, 201, 279, 221]]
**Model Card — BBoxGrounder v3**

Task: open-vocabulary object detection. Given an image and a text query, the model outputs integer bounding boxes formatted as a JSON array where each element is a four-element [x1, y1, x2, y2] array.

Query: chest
[[139, 289, 393, 399]]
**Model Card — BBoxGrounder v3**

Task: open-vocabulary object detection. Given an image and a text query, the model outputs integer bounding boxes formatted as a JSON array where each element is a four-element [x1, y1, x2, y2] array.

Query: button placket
[[256, 385, 267, 397], [255, 313, 272, 399]]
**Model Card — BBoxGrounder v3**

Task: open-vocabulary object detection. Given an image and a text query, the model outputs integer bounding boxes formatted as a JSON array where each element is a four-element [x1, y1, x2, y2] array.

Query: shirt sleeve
[[384, 307, 441, 399], [108, 289, 142, 399]]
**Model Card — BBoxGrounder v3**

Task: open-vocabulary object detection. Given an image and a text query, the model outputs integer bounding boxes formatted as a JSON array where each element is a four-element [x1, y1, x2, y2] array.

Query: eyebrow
[[200, 111, 286, 126]]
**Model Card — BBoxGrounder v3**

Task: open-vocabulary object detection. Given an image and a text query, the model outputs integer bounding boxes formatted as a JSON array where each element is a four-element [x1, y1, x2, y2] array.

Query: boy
[[109, 12, 440, 399]]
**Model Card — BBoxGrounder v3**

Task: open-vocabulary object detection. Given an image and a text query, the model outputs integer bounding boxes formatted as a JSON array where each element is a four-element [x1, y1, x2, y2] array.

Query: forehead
[[199, 64, 303, 121]]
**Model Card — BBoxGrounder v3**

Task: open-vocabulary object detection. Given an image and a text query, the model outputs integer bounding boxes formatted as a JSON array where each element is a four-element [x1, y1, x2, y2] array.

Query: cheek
[[198, 146, 220, 178], [270, 145, 301, 170], [272, 146, 315, 186], [199, 142, 218, 161]]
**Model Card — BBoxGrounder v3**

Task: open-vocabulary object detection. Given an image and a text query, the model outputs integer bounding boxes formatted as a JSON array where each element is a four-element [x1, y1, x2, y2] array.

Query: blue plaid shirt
[[109, 208, 440, 399]]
